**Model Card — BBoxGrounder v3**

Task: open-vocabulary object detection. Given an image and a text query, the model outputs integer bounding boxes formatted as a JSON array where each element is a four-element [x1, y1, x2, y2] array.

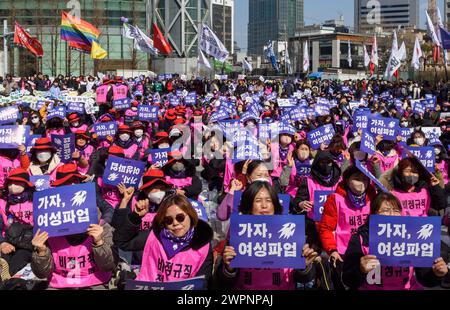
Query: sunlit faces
[[164, 205, 191, 238], [248, 164, 270, 183], [251, 188, 275, 215], [296, 144, 310, 161], [377, 201, 402, 216]]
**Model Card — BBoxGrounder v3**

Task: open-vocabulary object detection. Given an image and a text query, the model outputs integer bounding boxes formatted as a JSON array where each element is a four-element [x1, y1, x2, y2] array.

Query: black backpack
[[4, 203, 34, 251]]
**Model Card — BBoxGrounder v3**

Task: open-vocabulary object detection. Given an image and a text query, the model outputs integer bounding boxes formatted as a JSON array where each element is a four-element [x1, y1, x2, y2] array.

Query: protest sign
[[103, 156, 145, 189]]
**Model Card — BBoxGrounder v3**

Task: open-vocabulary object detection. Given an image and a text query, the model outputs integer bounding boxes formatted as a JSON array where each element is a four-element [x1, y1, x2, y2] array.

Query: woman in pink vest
[[0, 168, 35, 279], [112, 125, 139, 160], [318, 165, 376, 290], [132, 121, 151, 161], [162, 151, 202, 200], [30, 164, 117, 289], [113, 194, 213, 285], [342, 192, 448, 290], [27, 138, 62, 182], [270, 129, 295, 192], [431, 140, 448, 185], [342, 141, 383, 178], [217, 181, 319, 290], [45, 114, 69, 138], [0, 146, 30, 189], [327, 134, 346, 168], [67, 113, 88, 134], [72, 131, 94, 175], [373, 139, 399, 174], [382, 158, 445, 217]]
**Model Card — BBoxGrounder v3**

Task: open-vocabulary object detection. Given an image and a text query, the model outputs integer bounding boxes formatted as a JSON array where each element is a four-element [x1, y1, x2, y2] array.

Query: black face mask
[[318, 162, 333, 176]]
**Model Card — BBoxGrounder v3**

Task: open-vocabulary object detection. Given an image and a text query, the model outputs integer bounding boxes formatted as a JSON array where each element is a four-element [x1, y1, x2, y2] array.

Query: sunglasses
[[163, 213, 186, 226]]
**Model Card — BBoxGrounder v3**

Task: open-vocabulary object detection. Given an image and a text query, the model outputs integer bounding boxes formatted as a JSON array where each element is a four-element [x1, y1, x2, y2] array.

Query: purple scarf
[[279, 146, 289, 161], [347, 190, 366, 208], [295, 159, 311, 177], [8, 191, 32, 205], [159, 227, 195, 259]]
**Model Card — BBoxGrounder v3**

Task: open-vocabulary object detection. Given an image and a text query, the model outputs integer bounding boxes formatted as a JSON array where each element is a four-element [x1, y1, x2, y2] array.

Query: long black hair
[[238, 181, 283, 215]]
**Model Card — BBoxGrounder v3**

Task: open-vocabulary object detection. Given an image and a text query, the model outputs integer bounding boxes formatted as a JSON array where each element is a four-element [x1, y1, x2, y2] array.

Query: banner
[[307, 124, 335, 150], [0, 106, 20, 125], [421, 127, 442, 140], [103, 156, 145, 189], [233, 131, 261, 163], [67, 102, 85, 114], [402, 147, 435, 173], [355, 160, 389, 193], [199, 23, 229, 62], [360, 130, 376, 155], [46, 106, 66, 120], [33, 183, 98, 237], [367, 117, 399, 141], [51, 134, 75, 163], [138, 105, 159, 121], [93, 122, 117, 139], [399, 127, 414, 143], [0, 125, 30, 149], [148, 148, 170, 167], [184, 92, 197, 105], [313, 190, 334, 222], [14, 21, 43, 57], [125, 276, 206, 290], [369, 215, 441, 267], [113, 98, 131, 111], [229, 215, 306, 269], [30, 175, 51, 192]]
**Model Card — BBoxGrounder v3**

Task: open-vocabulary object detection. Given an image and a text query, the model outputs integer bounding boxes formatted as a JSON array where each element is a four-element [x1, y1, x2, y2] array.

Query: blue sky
[[234, 0, 444, 51]]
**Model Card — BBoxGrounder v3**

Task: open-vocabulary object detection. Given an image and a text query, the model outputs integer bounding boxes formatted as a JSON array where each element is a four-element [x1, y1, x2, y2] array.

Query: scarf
[[76, 144, 89, 156], [347, 189, 366, 208], [8, 191, 32, 205], [279, 146, 289, 162], [159, 227, 195, 259], [294, 158, 311, 177], [115, 139, 134, 149]]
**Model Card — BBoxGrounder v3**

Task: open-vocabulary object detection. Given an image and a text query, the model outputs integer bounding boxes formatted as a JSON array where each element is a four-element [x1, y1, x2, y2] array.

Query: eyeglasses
[[163, 213, 186, 226]]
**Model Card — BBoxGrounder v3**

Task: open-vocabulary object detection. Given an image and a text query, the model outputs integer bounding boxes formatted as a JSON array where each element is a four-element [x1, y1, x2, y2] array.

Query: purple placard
[[0, 106, 20, 125], [148, 148, 170, 167], [360, 130, 376, 155], [313, 190, 334, 222], [352, 109, 370, 133], [33, 183, 98, 237], [25, 134, 42, 154], [46, 106, 66, 120], [189, 199, 208, 222], [402, 147, 435, 173], [184, 92, 197, 105], [113, 98, 131, 110], [367, 117, 399, 141], [51, 134, 75, 163], [138, 105, 159, 121], [67, 102, 85, 114], [369, 215, 441, 267], [102, 155, 145, 189], [229, 215, 306, 269], [0, 125, 30, 149], [30, 175, 51, 192], [93, 121, 117, 139], [307, 124, 336, 150], [399, 127, 414, 143], [355, 160, 389, 193], [125, 276, 207, 290]]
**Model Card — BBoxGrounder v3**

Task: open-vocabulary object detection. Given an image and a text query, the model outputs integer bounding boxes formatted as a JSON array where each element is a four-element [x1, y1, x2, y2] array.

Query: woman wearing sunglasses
[[28, 112, 45, 136], [113, 194, 213, 285]]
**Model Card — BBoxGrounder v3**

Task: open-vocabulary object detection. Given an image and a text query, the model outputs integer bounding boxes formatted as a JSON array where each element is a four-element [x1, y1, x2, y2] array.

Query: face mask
[[342, 116, 349, 122], [401, 122, 408, 127], [37, 152, 52, 163], [354, 151, 367, 161], [131, 107, 138, 112], [120, 134, 130, 142], [435, 147, 441, 155], [318, 162, 333, 176], [134, 129, 144, 138], [298, 150, 309, 161], [31, 117, 40, 124], [172, 162, 185, 172], [148, 191, 166, 205], [8, 184, 25, 195], [72, 122, 79, 127], [402, 174, 419, 186], [348, 179, 366, 196], [159, 143, 170, 149], [251, 178, 270, 183], [414, 138, 425, 146]]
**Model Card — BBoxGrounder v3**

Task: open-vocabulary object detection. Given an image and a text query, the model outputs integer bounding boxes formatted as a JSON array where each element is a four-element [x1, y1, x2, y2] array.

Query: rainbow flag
[[60, 11, 100, 46]]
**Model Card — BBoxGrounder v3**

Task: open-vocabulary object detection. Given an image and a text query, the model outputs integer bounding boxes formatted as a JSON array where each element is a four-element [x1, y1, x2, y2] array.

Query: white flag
[[285, 47, 293, 75], [385, 47, 405, 78], [197, 49, 211, 69], [436, 8, 448, 65], [363, 45, 370, 67], [426, 10, 441, 47], [242, 58, 252, 72], [199, 23, 229, 62], [371, 35, 378, 67], [303, 41, 309, 72], [411, 36, 423, 70], [399, 42, 407, 61], [122, 23, 158, 55], [347, 41, 352, 67], [392, 30, 398, 53]]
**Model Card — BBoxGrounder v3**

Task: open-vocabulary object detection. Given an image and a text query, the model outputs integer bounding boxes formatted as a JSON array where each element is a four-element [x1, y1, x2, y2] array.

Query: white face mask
[[8, 184, 25, 195], [354, 151, 367, 161], [298, 150, 309, 161], [37, 152, 52, 163], [401, 122, 408, 127], [159, 143, 170, 149], [172, 162, 185, 172], [148, 191, 166, 205], [414, 138, 425, 146], [31, 117, 40, 124], [120, 134, 130, 142], [435, 147, 441, 155], [134, 129, 144, 138], [251, 178, 269, 183], [72, 122, 79, 127]]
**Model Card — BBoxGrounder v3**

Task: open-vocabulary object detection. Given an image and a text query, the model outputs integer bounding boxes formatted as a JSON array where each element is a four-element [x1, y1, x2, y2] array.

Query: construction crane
[[428, 0, 437, 25]]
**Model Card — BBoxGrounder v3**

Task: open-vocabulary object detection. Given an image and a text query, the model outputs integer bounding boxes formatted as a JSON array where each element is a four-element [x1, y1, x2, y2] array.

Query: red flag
[[369, 62, 375, 75], [433, 45, 440, 63], [393, 69, 399, 79], [152, 23, 172, 55], [13, 22, 43, 57]]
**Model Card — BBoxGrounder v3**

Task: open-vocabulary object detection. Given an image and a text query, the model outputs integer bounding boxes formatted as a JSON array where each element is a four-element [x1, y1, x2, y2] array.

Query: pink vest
[[359, 240, 423, 290], [47, 236, 111, 288], [437, 160, 449, 184], [234, 268, 295, 290], [136, 136, 150, 160], [0, 155, 21, 188], [391, 188, 430, 217], [285, 159, 312, 197], [96, 85, 109, 104], [75, 145, 94, 175], [0, 199, 33, 227], [97, 177, 121, 208], [306, 177, 339, 220], [376, 152, 399, 173], [47, 128, 66, 137], [136, 230, 209, 282], [118, 143, 138, 159], [333, 193, 371, 255], [112, 84, 128, 101], [271, 143, 295, 178], [70, 124, 88, 134], [164, 176, 193, 189], [223, 158, 235, 193]]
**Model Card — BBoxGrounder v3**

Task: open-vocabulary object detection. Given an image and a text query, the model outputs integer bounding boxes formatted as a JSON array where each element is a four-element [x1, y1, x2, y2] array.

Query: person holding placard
[[342, 193, 448, 290], [27, 138, 63, 182], [216, 181, 319, 290], [113, 194, 213, 286], [0, 168, 35, 280], [318, 165, 376, 290], [44, 111, 69, 137], [72, 131, 94, 176], [68, 113, 88, 134], [374, 139, 400, 174], [112, 125, 139, 160], [132, 121, 150, 161]]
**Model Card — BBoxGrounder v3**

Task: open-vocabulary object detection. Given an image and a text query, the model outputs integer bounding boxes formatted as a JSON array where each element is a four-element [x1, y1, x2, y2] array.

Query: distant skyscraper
[[354, 0, 419, 33], [211, 0, 234, 54], [445, 0, 450, 29], [248, 0, 304, 57]]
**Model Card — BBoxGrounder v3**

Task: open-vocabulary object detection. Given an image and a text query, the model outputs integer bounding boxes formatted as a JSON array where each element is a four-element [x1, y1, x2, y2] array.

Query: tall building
[[211, 0, 234, 54], [248, 0, 304, 57], [354, 0, 419, 34], [446, 0, 450, 29], [0, 0, 149, 76]]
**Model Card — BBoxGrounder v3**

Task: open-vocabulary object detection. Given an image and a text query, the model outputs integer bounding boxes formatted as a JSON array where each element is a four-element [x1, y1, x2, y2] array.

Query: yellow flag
[[91, 41, 107, 59]]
